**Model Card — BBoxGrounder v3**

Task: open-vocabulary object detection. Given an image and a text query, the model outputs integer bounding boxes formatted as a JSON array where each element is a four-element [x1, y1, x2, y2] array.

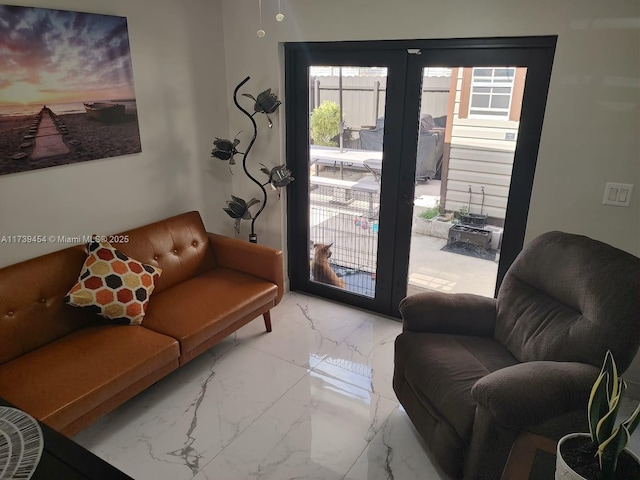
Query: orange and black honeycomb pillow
[[65, 240, 162, 325]]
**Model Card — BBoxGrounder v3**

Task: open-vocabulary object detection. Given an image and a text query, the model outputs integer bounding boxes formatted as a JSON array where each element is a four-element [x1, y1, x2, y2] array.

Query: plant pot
[[412, 215, 452, 238], [458, 213, 487, 228], [556, 433, 640, 480]]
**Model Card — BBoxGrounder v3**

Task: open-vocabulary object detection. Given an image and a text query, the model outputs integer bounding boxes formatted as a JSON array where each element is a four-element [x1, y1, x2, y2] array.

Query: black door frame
[[285, 36, 557, 317]]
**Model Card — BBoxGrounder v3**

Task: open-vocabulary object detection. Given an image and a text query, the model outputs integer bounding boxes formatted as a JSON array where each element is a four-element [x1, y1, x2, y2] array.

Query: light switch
[[602, 182, 633, 207]]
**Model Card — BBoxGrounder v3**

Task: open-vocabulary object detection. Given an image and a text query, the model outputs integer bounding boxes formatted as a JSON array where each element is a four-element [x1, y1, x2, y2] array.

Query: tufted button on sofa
[[0, 211, 283, 436]]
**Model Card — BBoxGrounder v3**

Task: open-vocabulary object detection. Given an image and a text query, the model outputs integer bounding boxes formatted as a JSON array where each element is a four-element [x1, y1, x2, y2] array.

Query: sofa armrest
[[399, 292, 496, 336], [471, 361, 600, 429], [207, 233, 284, 305]]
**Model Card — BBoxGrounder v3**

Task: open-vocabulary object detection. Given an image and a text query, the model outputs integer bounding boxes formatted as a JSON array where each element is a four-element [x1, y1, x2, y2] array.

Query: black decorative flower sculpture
[[223, 195, 260, 233], [242, 88, 282, 128], [211, 137, 240, 165], [260, 163, 294, 198], [213, 77, 292, 243]]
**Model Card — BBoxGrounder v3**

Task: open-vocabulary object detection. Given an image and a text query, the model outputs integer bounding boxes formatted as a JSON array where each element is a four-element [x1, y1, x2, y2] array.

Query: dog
[[311, 243, 346, 289]]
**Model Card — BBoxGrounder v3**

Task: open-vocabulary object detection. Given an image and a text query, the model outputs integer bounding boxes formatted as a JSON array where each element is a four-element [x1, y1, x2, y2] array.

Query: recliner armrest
[[399, 292, 496, 336], [471, 361, 600, 429], [207, 233, 284, 305]]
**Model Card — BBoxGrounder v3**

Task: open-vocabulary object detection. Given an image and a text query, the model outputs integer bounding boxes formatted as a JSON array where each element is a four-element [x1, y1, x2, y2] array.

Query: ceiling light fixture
[[257, 0, 265, 37], [276, 0, 284, 22], [257, 0, 284, 37]]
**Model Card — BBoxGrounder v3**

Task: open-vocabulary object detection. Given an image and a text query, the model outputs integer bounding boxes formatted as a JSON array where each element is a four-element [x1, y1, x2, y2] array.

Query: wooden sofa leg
[[263, 311, 272, 332]]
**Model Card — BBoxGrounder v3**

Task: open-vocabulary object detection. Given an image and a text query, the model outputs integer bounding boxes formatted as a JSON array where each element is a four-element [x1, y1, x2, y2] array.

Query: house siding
[[444, 68, 524, 221]]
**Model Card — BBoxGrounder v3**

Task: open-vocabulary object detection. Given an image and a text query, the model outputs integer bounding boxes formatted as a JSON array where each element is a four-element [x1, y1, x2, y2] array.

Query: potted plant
[[413, 201, 454, 238], [556, 350, 640, 479]]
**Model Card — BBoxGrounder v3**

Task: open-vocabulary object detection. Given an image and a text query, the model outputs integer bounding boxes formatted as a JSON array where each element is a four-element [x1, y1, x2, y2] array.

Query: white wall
[[219, 0, 640, 393], [0, 0, 231, 267]]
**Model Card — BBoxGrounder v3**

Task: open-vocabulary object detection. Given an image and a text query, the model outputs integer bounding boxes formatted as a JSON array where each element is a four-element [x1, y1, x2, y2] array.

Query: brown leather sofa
[[0, 211, 283, 436]]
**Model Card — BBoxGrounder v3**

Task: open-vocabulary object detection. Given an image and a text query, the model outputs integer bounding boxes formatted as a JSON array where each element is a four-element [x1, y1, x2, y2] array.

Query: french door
[[285, 37, 556, 317]]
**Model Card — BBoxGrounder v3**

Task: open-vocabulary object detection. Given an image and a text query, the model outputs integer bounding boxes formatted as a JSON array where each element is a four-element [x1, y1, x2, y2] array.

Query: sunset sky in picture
[[0, 5, 136, 106]]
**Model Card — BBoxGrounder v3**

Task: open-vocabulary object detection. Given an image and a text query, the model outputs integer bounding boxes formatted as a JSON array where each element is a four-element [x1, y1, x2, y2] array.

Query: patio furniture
[[310, 145, 382, 179], [393, 231, 640, 480], [359, 115, 444, 181]]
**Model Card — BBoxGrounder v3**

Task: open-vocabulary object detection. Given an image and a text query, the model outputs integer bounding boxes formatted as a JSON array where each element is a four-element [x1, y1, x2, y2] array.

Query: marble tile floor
[[73, 292, 450, 480], [73, 292, 640, 480]]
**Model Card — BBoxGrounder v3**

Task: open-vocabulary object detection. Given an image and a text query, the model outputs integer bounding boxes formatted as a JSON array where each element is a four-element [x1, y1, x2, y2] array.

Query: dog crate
[[309, 180, 380, 298]]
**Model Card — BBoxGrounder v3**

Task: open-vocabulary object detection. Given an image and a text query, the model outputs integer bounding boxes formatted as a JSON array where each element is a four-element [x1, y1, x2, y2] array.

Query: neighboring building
[[442, 67, 526, 225]]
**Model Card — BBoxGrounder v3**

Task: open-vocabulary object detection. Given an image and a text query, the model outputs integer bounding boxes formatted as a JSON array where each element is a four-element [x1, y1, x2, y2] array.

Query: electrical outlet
[[602, 182, 633, 207]]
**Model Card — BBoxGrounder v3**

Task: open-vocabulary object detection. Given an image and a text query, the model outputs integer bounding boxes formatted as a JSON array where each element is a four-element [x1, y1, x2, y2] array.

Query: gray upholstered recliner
[[393, 231, 640, 480]]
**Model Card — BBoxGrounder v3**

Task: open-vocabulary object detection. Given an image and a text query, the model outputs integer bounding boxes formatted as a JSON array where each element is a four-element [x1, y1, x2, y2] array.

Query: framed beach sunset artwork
[[0, 5, 141, 176]]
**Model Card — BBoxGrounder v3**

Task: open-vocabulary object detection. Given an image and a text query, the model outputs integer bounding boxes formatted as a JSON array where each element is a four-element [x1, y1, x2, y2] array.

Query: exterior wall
[[310, 74, 449, 138], [444, 68, 522, 221], [420, 75, 451, 118], [311, 75, 387, 129]]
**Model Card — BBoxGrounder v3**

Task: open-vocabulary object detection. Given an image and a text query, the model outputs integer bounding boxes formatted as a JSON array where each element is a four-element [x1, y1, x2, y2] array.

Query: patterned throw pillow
[[65, 240, 162, 325]]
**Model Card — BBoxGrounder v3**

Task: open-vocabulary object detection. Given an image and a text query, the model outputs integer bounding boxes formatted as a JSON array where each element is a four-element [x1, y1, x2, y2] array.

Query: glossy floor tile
[[74, 292, 446, 480], [193, 371, 397, 480], [73, 292, 640, 480], [73, 343, 308, 480]]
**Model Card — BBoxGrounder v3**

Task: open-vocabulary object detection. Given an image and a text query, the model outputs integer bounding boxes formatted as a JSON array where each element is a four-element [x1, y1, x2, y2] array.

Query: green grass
[[418, 204, 440, 220]]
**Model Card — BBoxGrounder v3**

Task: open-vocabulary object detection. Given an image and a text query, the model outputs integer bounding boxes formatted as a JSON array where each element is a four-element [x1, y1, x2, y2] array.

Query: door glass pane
[[308, 65, 387, 298], [408, 66, 527, 298]]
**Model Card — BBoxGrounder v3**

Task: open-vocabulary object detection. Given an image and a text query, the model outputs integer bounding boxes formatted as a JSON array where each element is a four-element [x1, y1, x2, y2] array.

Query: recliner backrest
[[495, 231, 640, 370]]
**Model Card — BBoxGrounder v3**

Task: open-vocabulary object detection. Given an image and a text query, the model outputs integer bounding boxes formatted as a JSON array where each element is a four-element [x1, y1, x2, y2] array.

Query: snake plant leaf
[[622, 402, 640, 437], [589, 370, 611, 444], [595, 382, 625, 446], [589, 350, 619, 443], [603, 350, 620, 403], [598, 425, 630, 480]]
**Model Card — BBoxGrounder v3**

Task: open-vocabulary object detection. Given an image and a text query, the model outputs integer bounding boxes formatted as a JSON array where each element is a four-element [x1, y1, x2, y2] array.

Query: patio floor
[[408, 179, 498, 298]]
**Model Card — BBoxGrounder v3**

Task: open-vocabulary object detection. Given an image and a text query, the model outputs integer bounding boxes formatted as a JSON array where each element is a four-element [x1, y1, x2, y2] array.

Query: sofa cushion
[[0, 245, 97, 365], [65, 240, 162, 325], [396, 332, 518, 441], [0, 324, 179, 432], [111, 211, 216, 295], [142, 267, 278, 361]]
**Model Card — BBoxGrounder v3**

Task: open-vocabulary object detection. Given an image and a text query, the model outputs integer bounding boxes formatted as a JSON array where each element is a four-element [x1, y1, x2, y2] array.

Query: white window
[[469, 67, 515, 118]]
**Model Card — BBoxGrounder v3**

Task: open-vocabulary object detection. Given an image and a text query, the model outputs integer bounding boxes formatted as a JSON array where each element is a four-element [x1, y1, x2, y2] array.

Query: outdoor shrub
[[311, 101, 341, 146], [419, 203, 440, 220]]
